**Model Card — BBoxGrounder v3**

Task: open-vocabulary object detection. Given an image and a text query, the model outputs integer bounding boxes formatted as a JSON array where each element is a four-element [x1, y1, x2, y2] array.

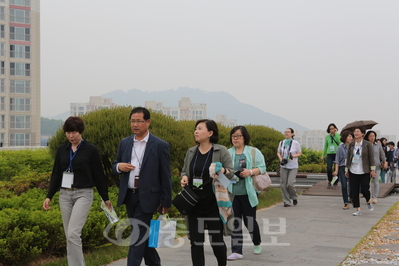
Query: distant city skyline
[[61, 93, 397, 148]]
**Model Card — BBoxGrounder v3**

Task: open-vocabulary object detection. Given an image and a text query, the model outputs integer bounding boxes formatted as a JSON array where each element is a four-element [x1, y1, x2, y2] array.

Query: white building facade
[[0, 0, 40, 147]]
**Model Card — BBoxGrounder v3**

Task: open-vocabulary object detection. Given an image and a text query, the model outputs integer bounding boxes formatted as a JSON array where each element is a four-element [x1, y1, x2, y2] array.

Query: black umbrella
[[341, 120, 378, 133]]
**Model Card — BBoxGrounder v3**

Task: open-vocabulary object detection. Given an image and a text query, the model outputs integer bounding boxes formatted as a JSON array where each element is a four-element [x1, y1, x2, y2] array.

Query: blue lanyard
[[68, 140, 84, 172], [355, 141, 363, 155], [192, 147, 211, 178]]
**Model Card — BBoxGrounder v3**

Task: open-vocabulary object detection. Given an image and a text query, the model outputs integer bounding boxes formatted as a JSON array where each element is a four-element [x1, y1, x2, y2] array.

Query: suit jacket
[[112, 133, 172, 212], [346, 139, 376, 174]]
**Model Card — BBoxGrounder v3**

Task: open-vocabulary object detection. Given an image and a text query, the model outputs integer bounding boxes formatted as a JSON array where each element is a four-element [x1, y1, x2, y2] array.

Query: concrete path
[[107, 193, 399, 266]]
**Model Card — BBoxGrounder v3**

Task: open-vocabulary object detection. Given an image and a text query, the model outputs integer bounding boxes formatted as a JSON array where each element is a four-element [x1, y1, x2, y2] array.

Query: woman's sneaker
[[254, 245, 262, 255], [368, 203, 374, 211], [227, 253, 243, 260], [353, 210, 362, 216]]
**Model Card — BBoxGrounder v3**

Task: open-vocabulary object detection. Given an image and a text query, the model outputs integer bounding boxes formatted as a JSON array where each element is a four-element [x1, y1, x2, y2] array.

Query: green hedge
[[0, 186, 126, 266]]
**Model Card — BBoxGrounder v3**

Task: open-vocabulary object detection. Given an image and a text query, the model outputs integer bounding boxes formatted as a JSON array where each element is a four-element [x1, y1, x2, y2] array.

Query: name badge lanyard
[[192, 149, 211, 187], [352, 142, 363, 164], [282, 140, 293, 159], [67, 140, 84, 172], [133, 143, 146, 173]]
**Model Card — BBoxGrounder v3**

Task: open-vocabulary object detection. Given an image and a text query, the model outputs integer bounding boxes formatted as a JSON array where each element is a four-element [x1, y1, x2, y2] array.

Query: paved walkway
[[107, 193, 399, 266]]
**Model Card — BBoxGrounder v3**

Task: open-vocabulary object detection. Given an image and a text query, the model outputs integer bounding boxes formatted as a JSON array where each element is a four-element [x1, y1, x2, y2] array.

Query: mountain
[[101, 87, 308, 132]]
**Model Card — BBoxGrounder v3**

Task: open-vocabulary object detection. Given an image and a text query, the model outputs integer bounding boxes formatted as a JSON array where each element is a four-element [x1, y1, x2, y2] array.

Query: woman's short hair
[[63, 116, 85, 134], [354, 126, 366, 134], [340, 130, 354, 143], [364, 130, 377, 143], [195, 119, 219, 144], [229, 126, 250, 146], [326, 123, 338, 133]]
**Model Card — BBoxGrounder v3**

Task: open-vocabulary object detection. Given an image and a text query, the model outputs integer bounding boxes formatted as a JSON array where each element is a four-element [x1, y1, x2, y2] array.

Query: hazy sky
[[41, 1, 399, 139]]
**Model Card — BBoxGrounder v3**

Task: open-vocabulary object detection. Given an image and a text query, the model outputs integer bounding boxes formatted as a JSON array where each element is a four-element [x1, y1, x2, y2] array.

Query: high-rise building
[[145, 97, 207, 121], [0, 0, 40, 147], [70, 96, 118, 116]]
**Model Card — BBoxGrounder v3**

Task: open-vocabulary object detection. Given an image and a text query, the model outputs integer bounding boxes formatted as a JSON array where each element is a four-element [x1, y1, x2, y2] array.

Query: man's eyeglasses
[[232, 135, 243, 139], [129, 120, 146, 124]]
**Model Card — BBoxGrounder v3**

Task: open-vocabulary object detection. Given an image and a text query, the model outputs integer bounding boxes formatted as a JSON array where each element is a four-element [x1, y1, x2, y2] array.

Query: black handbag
[[172, 185, 199, 215], [172, 179, 212, 215]]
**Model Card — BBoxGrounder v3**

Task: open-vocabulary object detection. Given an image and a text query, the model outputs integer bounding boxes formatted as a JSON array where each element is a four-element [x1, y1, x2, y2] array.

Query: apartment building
[[145, 97, 207, 121], [0, 0, 40, 147], [70, 96, 118, 116], [215, 114, 237, 127]]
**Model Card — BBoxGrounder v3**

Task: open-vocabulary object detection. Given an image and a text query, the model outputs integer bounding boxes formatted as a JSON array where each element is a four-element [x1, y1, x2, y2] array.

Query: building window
[[0, 133, 4, 146], [0, 96, 4, 110], [10, 97, 30, 111], [10, 9, 30, 24], [0, 61, 4, 75], [10, 62, 30, 76], [0, 42, 4, 56], [0, 25, 3, 38], [10, 26, 30, 41], [10, 133, 30, 146], [10, 115, 30, 129], [0, 116, 4, 129], [0, 79, 4, 92], [0, 7, 4, 21], [10, 80, 30, 94], [10, 45, 30, 59], [10, 0, 30, 7]]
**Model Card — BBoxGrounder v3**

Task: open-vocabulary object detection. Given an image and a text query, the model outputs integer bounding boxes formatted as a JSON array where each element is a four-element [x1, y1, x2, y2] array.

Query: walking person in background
[[333, 130, 354, 210], [180, 119, 234, 266], [227, 126, 266, 260], [380, 137, 388, 183], [365, 131, 386, 204], [386, 141, 396, 183], [112, 107, 172, 266], [345, 127, 376, 216], [277, 128, 302, 207], [322, 123, 341, 189], [43, 116, 113, 266]]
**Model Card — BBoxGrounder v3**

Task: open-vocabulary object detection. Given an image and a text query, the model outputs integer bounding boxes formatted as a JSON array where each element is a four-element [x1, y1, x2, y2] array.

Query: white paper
[[331, 176, 338, 185], [217, 173, 230, 188], [101, 201, 119, 224], [61, 172, 74, 188]]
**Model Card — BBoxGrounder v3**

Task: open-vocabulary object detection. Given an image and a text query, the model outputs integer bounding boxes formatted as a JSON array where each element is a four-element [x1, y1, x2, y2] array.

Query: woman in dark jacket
[[180, 119, 234, 266], [43, 116, 112, 266], [345, 126, 376, 216]]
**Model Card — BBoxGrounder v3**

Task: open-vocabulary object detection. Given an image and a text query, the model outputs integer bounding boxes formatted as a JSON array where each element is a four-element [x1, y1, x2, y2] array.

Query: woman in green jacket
[[226, 126, 266, 261], [322, 123, 341, 189]]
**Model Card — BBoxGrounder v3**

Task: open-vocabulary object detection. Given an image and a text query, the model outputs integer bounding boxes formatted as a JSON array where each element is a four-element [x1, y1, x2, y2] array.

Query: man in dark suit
[[112, 107, 172, 266]]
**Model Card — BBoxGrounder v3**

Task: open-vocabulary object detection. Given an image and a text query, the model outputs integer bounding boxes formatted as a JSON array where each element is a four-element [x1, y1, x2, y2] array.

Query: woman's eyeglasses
[[231, 135, 243, 139]]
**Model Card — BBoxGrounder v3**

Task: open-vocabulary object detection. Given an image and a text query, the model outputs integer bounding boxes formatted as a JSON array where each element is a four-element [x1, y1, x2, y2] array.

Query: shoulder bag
[[251, 148, 272, 191], [172, 179, 212, 215]]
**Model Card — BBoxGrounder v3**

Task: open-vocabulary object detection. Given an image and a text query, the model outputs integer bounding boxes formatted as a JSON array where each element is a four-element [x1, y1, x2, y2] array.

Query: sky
[[41, 0, 399, 140]]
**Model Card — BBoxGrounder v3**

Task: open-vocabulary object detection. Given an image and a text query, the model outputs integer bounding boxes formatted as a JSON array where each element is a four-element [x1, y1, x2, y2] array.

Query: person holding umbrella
[[345, 126, 376, 216], [321, 123, 341, 189]]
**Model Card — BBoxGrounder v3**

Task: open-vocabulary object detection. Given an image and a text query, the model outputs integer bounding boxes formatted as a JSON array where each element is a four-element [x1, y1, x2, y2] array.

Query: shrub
[[0, 149, 53, 182]]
